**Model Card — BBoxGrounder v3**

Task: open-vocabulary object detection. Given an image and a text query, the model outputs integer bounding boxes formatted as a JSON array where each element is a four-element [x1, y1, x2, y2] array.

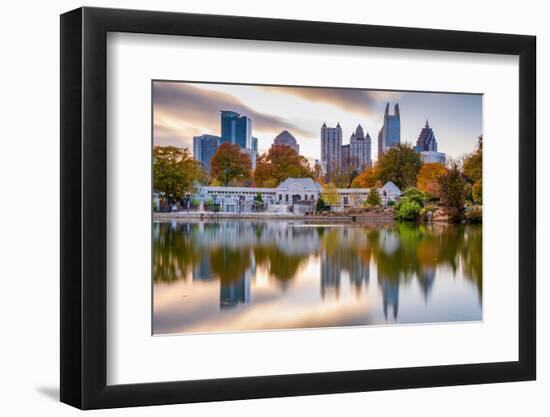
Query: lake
[[153, 219, 482, 335]]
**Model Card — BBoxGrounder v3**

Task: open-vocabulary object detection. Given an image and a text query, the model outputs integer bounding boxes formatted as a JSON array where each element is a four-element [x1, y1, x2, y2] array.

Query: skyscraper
[[272, 130, 299, 154], [220, 110, 252, 149], [414, 120, 446, 164], [321, 122, 342, 175], [378, 103, 401, 158], [193, 134, 220, 173], [349, 124, 372, 170], [415, 120, 438, 152]]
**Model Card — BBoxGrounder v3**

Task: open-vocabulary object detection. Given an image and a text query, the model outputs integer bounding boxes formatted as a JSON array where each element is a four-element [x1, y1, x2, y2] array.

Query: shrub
[[395, 198, 422, 222], [465, 205, 482, 223], [190, 197, 201, 208], [387, 200, 395, 207], [400, 187, 425, 207]]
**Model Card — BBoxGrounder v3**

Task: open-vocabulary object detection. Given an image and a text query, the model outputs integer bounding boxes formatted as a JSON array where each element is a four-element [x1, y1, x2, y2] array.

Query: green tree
[[210, 142, 252, 186], [438, 161, 466, 222], [316, 197, 326, 212], [366, 188, 382, 206], [153, 145, 203, 201], [376, 144, 422, 190]]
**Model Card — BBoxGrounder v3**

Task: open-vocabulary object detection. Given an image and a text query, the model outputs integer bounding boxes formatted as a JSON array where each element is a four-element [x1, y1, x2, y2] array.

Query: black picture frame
[[60, 6, 536, 410]]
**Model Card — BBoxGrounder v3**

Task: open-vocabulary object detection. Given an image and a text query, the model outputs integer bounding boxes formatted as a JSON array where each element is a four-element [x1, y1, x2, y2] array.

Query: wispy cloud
[[259, 86, 402, 118], [153, 82, 314, 148]]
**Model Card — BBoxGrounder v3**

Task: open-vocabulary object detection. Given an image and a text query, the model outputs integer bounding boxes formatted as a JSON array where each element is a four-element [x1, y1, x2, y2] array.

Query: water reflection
[[153, 220, 482, 334]]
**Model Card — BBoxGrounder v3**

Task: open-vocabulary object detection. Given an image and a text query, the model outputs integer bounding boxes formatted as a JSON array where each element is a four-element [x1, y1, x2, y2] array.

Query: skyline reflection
[[153, 220, 482, 334]]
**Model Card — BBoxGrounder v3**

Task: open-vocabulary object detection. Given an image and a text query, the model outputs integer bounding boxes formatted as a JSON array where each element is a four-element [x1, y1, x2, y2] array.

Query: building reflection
[[220, 271, 252, 309]]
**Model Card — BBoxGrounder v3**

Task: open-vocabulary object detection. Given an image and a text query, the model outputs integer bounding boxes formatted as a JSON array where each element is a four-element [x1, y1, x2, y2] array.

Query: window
[[285, 194, 289, 202], [344, 197, 349, 205], [279, 194, 282, 201]]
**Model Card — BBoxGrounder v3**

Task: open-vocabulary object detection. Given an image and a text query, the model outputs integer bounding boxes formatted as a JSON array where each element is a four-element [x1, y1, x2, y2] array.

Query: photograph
[[152, 81, 483, 335]]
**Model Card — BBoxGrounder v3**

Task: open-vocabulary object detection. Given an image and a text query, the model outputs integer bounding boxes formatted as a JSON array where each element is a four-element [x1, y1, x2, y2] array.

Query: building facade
[[193, 178, 400, 214], [378, 103, 401, 158], [220, 110, 252, 149], [272, 130, 299, 154], [420, 151, 446, 164], [192, 134, 220, 173], [321, 123, 343, 175]]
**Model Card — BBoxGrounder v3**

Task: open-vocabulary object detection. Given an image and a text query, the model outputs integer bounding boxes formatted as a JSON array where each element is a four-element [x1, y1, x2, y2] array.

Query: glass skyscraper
[[193, 134, 220, 173], [378, 103, 401, 158], [220, 110, 252, 149]]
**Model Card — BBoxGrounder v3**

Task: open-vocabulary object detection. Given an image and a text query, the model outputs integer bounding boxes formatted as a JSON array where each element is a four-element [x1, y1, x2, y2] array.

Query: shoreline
[[153, 211, 395, 222]]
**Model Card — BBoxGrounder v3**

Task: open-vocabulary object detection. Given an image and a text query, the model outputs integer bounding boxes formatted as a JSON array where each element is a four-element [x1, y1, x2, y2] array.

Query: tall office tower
[[220, 110, 252, 149], [193, 134, 220, 173], [341, 144, 350, 162], [415, 120, 438, 152], [321, 122, 342, 176], [378, 103, 401, 157], [272, 130, 299, 154], [251, 136, 258, 153], [349, 124, 372, 170]]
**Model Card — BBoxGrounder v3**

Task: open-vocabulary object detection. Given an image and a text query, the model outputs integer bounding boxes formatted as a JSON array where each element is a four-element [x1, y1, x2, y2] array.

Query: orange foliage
[[416, 163, 447, 198]]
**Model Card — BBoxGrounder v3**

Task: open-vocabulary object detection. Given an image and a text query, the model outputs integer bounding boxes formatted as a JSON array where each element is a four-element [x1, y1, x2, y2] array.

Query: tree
[[316, 197, 326, 212], [472, 180, 482, 204], [322, 182, 339, 207], [153, 145, 203, 201], [254, 192, 263, 203], [254, 144, 314, 186], [366, 188, 382, 206], [210, 142, 252, 186], [416, 163, 447, 198], [351, 166, 378, 188], [376, 144, 422, 190], [462, 135, 482, 184], [438, 161, 466, 222], [331, 156, 359, 188]]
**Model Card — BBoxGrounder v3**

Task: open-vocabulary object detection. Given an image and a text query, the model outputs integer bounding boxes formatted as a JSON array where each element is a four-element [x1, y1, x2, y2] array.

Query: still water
[[153, 220, 482, 335]]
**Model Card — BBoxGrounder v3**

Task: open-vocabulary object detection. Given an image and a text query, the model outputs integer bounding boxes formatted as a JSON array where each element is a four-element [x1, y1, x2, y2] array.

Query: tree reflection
[[153, 222, 201, 283], [153, 220, 482, 318]]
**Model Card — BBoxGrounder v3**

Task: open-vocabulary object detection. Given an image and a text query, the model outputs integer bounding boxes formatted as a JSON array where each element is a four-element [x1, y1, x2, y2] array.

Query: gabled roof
[[277, 177, 322, 191]]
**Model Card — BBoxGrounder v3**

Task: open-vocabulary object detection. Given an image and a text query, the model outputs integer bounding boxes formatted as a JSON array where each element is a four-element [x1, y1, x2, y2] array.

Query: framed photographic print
[[60, 6, 536, 409]]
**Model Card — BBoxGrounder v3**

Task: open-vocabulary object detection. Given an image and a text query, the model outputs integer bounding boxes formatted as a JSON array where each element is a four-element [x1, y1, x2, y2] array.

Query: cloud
[[153, 82, 314, 148], [259, 86, 402, 118]]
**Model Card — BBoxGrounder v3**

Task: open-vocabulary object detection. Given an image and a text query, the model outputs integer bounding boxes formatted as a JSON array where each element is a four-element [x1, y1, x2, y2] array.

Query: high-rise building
[[378, 103, 401, 158], [415, 120, 438, 152], [272, 130, 299, 154], [414, 120, 446, 164], [193, 134, 220, 172], [349, 124, 372, 170], [251, 136, 258, 153], [240, 148, 258, 170], [220, 110, 252, 149], [321, 122, 342, 175]]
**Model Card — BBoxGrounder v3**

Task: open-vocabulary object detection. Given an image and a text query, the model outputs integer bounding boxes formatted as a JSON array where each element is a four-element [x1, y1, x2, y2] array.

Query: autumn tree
[[376, 144, 422, 190], [322, 182, 340, 207], [351, 166, 378, 188], [462, 135, 483, 204], [210, 142, 252, 186], [253, 144, 314, 187], [331, 156, 360, 188], [153, 145, 203, 201], [438, 161, 466, 222], [416, 163, 448, 198]]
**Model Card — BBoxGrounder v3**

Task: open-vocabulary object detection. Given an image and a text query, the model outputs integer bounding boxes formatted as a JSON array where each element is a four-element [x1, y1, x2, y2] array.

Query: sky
[[153, 81, 482, 162]]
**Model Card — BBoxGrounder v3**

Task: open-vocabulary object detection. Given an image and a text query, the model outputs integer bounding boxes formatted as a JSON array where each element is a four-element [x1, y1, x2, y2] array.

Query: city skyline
[[153, 81, 482, 163]]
